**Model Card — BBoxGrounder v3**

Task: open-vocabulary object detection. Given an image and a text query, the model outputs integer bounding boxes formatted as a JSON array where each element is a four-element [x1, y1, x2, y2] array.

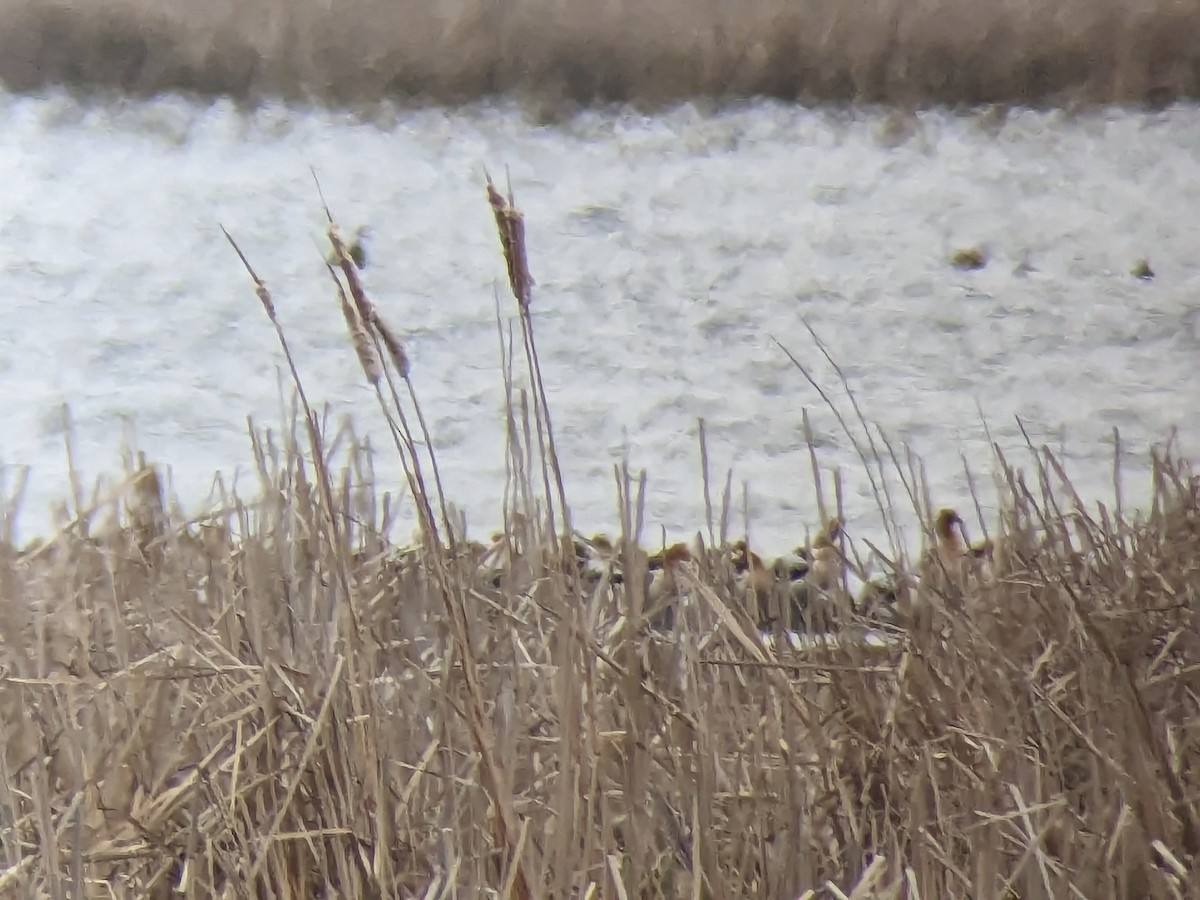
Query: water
[[0, 91, 1197, 555]]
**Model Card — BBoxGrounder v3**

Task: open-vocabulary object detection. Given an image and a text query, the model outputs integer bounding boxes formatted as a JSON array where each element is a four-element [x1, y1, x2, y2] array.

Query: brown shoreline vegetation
[[1, 180, 1198, 898], [1, 0, 1200, 110]]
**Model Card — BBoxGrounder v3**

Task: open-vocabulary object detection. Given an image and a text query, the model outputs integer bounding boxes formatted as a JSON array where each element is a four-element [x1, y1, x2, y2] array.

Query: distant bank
[[1, 0, 1198, 110]]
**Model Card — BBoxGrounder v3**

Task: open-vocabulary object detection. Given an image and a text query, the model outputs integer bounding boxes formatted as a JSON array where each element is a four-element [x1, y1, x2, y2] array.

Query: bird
[[937, 508, 992, 560], [731, 539, 774, 594], [730, 539, 780, 628], [481, 530, 524, 590], [935, 508, 967, 559], [645, 542, 694, 631], [772, 549, 810, 584], [573, 532, 623, 585], [806, 517, 844, 592], [922, 507, 993, 591], [348, 226, 370, 268], [730, 538, 824, 631], [797, 517, 847, 632], [857, 577, 900, 621]]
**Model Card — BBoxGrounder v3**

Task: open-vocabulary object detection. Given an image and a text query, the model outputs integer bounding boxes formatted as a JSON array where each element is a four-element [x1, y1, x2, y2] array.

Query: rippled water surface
[[1, 93, 1197, 551]]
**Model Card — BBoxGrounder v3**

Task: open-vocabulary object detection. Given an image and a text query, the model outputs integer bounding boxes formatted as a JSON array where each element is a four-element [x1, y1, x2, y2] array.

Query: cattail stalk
[[485, 173, 573, 563], [221, 225, 358, 635]]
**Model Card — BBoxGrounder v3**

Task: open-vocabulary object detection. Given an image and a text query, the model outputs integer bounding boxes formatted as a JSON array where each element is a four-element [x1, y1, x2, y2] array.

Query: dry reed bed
[[1, 0, 1199, 109], [0, 181, 1197, 899]]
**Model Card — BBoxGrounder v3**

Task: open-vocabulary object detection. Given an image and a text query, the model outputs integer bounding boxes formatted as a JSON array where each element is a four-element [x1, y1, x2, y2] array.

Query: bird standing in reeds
[[573, 532, 623, 586], [856, 576, 902, 625], [923, 508, 993, 590], [806, 517, 844, 591], [731, 539, 774, 595], [645, 542, 693, 631], [730, 519, 844, 633], [731, 539, 780, 628], [797, 517, 847, 631], [773, 549, 815, 630], [481, 530, 523, 590]]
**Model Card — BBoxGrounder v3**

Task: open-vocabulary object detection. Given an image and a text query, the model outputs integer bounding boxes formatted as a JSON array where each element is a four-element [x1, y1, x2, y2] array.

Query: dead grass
[[1, 0, 1199, 110], [0, 181, 1198, 899]]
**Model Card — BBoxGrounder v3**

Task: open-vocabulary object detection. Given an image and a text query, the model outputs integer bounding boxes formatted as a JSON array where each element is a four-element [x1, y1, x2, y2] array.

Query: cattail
[[339, 290, 381, 386], [486, 176, 534, 311], [221, 225, 276, 320], [326, 224, 412, 380], [372, 313, 411, 379], [328, 225, 377, 325], [255, 284, 276, 320]]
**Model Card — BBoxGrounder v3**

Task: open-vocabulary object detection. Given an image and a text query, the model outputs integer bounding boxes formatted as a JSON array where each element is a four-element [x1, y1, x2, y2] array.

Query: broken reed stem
[[59, 405, 87, 540], [1113, 426, 1124, 527], [698, 418, 716, 552]]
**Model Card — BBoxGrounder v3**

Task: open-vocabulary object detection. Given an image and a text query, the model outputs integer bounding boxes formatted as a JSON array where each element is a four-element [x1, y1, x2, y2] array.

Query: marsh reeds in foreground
[[0, 188, 1198, 898]]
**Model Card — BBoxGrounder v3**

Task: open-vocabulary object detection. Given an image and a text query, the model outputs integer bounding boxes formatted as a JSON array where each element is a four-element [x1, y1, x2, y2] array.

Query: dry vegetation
[[1, 179, 1199, 899], [1, 0, 1200, 110]]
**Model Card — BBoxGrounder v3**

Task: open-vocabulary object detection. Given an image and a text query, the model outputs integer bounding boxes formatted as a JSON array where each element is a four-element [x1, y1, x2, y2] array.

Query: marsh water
[[0, 91, 1197, 554]]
